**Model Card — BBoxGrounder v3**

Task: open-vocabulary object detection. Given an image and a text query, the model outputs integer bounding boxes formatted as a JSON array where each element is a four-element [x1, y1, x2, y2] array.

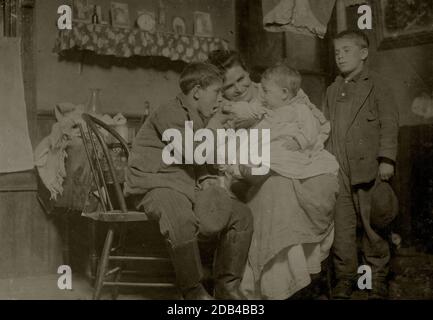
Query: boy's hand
[[379, 162, 395, 181], [198, 177, 219, 190], [239, 164, 252, 178], [218, 164, 234, 175]]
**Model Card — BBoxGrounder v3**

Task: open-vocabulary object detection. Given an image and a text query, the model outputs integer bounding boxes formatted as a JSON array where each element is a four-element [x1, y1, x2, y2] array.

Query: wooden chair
[[79, 113, 176, 300]]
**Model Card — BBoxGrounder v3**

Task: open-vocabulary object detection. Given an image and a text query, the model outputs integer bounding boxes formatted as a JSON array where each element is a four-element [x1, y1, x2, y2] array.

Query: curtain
[[262, 0, 337, 38]]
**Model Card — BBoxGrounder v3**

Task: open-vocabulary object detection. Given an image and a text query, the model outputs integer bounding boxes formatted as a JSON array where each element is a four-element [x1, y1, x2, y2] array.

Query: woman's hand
[[206, 111, 233, 130], [222, 101, 268, 121]]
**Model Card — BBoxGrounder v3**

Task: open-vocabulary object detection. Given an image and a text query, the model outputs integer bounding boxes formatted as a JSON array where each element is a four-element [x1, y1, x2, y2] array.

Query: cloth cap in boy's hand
[[370, 181, 398, 230]]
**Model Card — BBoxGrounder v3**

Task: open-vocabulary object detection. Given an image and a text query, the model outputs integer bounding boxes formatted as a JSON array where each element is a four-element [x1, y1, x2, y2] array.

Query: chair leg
[[93, 228, 114, 300], [111, 224, 127, 300]]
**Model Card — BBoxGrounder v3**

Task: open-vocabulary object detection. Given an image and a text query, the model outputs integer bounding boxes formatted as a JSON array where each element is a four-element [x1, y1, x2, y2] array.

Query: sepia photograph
[[1, 0, 433, 309]]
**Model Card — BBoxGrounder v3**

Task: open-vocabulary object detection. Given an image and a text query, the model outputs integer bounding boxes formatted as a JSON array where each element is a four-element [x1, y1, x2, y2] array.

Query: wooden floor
[[0, 274, 180, 300], [1, 248, 433, 300]]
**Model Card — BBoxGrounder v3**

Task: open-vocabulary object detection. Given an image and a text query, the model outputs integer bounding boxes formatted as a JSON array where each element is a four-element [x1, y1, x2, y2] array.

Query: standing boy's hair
[[207, 50, 248, 73], [334, 30, 370, 49], [262, 63, 302, 96], [179, 62, 223, 95]]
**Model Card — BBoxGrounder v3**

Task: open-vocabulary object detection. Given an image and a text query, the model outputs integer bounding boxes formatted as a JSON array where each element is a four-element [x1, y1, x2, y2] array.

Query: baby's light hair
[[261, 62, 302, 96]]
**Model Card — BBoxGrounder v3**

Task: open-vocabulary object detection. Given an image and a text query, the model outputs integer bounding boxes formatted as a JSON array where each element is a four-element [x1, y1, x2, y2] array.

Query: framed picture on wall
[[193, 11, 213, 37], [374, 0, 433, 50], [72, 0, 91, 23], [111, 2, 130, 28]]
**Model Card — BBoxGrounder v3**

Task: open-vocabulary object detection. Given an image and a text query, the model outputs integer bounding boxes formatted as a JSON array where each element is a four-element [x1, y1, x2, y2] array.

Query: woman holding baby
[[207, 50, 339, 300]]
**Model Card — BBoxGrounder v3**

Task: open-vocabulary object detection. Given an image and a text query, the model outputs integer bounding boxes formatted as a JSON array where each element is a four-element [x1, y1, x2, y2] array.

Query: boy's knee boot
[[369, 275, 389, 300], [214, 229, 252, 300], [332, 277, 355, 299], [167, 239, 214, 300]]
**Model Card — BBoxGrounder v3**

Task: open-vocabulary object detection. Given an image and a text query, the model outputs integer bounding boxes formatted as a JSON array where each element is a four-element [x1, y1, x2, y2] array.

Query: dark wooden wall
[[0, 192, 64, 278]]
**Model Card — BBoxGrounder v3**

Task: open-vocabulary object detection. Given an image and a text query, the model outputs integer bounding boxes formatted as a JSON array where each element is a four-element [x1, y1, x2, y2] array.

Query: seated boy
[[124, 62, 253, 300]]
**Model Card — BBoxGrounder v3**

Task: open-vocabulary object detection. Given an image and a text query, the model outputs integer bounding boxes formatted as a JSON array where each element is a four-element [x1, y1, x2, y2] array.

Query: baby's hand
[[282, 137, 301, 151]]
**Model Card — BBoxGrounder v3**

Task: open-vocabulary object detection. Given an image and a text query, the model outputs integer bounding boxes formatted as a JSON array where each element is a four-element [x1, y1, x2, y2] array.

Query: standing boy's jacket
[[323, 68, 399, 185]]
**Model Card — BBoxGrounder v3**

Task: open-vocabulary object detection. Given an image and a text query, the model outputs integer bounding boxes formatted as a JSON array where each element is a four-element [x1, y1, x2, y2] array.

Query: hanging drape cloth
[[344, 0, 368, 6], [0, 37, 34, 173], [262, 0, 337, 38]]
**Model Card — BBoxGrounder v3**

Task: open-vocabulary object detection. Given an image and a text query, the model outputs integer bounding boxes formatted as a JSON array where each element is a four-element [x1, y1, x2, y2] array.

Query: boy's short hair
[[261, 62, 302, 96], [207, 50, 248, 73], [334, 30, 370, 48], [179, 62, 223, 95]]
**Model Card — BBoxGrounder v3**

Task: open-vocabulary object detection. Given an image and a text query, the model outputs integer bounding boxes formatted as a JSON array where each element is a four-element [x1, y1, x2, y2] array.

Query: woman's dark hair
[[207, 50, 248, 73]]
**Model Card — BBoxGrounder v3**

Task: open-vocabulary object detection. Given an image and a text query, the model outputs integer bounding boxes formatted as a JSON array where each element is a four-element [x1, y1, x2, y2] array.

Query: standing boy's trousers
[[332, 170, 390, 283]]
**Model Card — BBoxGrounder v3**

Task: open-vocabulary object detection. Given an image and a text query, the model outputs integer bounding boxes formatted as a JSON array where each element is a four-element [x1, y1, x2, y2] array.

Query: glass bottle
[[158, 0, 166, 32], [91, 5, 99, 24], [87, 88, 102, 114], [140, 100, 150, 125]]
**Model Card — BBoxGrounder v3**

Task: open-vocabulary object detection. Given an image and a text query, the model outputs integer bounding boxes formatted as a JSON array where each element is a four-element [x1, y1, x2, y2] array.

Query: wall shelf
[[54, 22, 229, 63]]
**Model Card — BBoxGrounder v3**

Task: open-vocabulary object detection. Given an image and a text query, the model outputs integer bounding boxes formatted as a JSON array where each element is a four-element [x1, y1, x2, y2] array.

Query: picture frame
[[0, 3, 3, 37], [110, 2, 130, 28], [374, 0, 433, 50], [72, 0, 91, 23], [193, 11, 213, 37], [172, 16, 186, 35]]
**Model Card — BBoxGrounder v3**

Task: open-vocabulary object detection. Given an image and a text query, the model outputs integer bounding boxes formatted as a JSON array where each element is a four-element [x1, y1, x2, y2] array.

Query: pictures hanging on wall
[[375, 0, 433, 50], [111, 2, 130, 28], [193, 11, 213, 37], [137, 10, 156, 32], [72, 0, 91, 23], [172, 16, 186, 35]]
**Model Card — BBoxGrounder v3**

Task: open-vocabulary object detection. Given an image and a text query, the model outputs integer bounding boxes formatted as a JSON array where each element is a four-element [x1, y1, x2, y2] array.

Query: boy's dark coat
[[323, 69, 399, 186]]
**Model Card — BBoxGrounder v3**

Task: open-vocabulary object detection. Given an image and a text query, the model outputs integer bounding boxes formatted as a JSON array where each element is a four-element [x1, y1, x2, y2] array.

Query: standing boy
[[125, 62, 253, 300], [323, 31, 399, 299]]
